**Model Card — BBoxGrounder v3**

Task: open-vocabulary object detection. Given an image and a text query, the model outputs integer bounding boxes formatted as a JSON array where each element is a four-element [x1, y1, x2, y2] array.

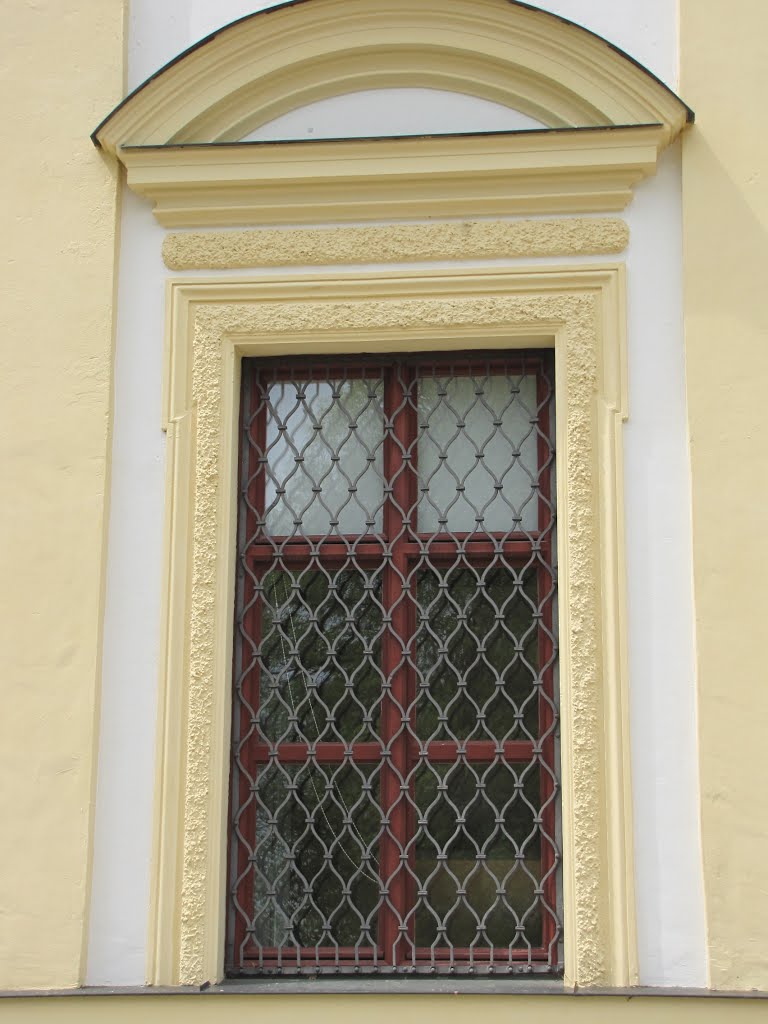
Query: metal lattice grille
[[228, 352, 560, 976]]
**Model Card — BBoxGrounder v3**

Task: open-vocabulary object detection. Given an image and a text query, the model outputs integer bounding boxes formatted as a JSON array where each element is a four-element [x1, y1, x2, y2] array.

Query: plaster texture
[[86, 189, 168, 986], [681, 0, 768, 991], [6, 992, 768, 1024], [622, 146, 706, 988], [0, 0, 124, 991], [245, 89, 544, 141], [162, 219, 629, 269]]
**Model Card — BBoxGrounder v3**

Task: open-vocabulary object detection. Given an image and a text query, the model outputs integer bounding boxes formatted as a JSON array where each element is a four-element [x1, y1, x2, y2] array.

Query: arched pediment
[[93, 0, 692, 152], [94, 0, 692, 227]]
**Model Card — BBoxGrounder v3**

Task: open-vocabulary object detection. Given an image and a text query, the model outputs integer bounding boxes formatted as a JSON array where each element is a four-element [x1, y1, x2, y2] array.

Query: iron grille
[[228, 351, 560, 976]]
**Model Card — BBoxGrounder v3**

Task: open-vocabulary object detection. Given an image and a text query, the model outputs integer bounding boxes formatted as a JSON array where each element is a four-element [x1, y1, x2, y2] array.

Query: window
[[150, 268, 630, 985], [148, 270, 630, 986], [97, 0, 683, 985], [227, 350, 560, 976]]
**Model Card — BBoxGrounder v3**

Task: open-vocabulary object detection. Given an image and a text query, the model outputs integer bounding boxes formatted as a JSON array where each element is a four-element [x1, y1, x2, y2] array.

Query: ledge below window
[[2, 983, 767, 999]]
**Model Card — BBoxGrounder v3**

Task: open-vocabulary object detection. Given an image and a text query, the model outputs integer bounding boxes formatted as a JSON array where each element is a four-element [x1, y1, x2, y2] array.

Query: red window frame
[[228, 350, 559, 975]]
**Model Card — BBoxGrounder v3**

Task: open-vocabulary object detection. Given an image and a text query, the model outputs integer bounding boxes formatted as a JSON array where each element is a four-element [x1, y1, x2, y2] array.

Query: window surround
[[91, 0, 692, 228], [151, 265, 632, 990], [92, 0, 691, 151]]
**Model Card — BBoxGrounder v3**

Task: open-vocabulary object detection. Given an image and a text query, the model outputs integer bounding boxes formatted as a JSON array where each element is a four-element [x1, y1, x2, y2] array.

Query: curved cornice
[[93, 0, 692, 153]]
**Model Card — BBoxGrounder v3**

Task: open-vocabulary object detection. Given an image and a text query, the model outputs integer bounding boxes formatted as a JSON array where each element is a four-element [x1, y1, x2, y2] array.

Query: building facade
[[2, 0, 767, 1019]]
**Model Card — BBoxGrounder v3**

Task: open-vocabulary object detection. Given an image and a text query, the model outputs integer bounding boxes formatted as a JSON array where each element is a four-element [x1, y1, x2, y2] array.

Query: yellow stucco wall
[[681, 0, 768, 993], [4, 993, 768, 1024], [0, 0, 125, 990]]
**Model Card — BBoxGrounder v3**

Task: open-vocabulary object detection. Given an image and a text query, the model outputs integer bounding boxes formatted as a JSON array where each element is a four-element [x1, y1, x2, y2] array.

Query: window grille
[[227, 351, 560, 976]]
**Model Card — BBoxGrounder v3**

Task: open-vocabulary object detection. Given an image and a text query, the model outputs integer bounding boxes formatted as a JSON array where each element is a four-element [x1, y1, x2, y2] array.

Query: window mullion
[[378, 362, 418, 967]]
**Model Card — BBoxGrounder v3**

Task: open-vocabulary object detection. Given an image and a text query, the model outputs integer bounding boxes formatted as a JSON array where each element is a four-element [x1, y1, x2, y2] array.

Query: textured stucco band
[[155, 268, 632, 989], [162, 218, 629, 270]]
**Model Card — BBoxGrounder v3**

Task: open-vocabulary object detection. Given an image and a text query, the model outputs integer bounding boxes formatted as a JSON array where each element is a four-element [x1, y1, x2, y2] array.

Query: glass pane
[[252, 761, 381, 949], [417, 373, 540, 534], [414, 762, 542, 949], [258, 568, 384, 744], [264, 378, 385, 536], [415, 565, 540, 742], [232, 353, 560, 975]]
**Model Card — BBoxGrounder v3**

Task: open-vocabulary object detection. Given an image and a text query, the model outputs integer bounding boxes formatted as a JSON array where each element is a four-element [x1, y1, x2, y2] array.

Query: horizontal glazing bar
[[249, 741, 536, 764], [241, 947, 552, 963], [246, 535, 545, 565]]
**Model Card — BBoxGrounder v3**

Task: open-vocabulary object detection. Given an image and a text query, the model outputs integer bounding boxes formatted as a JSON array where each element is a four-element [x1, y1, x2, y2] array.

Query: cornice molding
[[93, 0, 691, 153], [121, 125, 667, 227]]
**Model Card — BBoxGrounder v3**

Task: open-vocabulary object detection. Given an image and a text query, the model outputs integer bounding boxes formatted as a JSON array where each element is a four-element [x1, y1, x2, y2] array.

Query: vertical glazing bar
[[230, 364, 262, 969], [535, 360, 558, 964], [402, 367, 419, 967], [379, 363, 416, 967]]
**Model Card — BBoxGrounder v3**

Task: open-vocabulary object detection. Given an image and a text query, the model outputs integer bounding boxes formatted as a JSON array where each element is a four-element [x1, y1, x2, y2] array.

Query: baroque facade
[[2, 0, 767, 1019]]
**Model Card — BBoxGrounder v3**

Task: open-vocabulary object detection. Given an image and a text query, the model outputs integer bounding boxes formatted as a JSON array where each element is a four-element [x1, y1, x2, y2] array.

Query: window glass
[[418, 374, 540, 534], [229, 352, 559, 976], [264, 378, 385, 536]]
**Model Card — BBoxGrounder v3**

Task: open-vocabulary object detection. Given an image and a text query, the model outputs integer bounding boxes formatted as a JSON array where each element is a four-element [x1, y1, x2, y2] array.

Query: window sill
[[3, 983, 767, 1000]]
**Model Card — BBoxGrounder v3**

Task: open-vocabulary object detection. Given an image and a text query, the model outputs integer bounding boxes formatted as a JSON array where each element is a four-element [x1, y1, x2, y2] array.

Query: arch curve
[[93, 0, 692, 152]]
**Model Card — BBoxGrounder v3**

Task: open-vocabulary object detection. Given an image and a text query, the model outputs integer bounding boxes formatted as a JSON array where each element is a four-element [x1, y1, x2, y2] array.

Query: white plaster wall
[[124, 0, 680, 94], [622, 144, 706, 987], [85, 192, 168, 987], [87, 0, 705, 989], [527, 0, 678, 88], [243, 90, 544, 140]]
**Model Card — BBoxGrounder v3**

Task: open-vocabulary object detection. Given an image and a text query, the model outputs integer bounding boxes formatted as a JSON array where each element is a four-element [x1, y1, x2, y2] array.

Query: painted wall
[[86, 0, 706, 991], [622, 147, 705, 988], [243, 90, 545, 140], [0, 0, 124, 990], [681, 0, 768, 992], [6, 992, 768, 1024]]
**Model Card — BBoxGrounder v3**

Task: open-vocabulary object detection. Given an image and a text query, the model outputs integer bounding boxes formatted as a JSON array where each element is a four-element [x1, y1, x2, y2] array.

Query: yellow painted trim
[[93, 0, 690, 152], [122, 125, 668, 227], [149, 266, 635, 990], [5, 992, 768, 1024], [161, 218, 629, 269]]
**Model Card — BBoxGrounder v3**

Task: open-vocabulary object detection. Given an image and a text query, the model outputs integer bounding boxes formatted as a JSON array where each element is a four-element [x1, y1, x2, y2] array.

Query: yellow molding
[[122, 125, 667, 227], [93, 0, 691, 152], [161, 218, 629, 269], [150, 266, 634, 990]]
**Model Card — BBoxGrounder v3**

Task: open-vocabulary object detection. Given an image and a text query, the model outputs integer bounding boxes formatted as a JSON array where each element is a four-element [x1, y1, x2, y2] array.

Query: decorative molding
[[150, 266, 635, 991], [95, 0, 691, 228], [93, 0, 691, 152], [162, 217, 629, 269], [122, 124, 667, 227]]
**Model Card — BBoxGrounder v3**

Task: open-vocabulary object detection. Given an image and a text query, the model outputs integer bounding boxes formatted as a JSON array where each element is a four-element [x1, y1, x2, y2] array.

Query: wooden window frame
[[228, 351, 559, 974]]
